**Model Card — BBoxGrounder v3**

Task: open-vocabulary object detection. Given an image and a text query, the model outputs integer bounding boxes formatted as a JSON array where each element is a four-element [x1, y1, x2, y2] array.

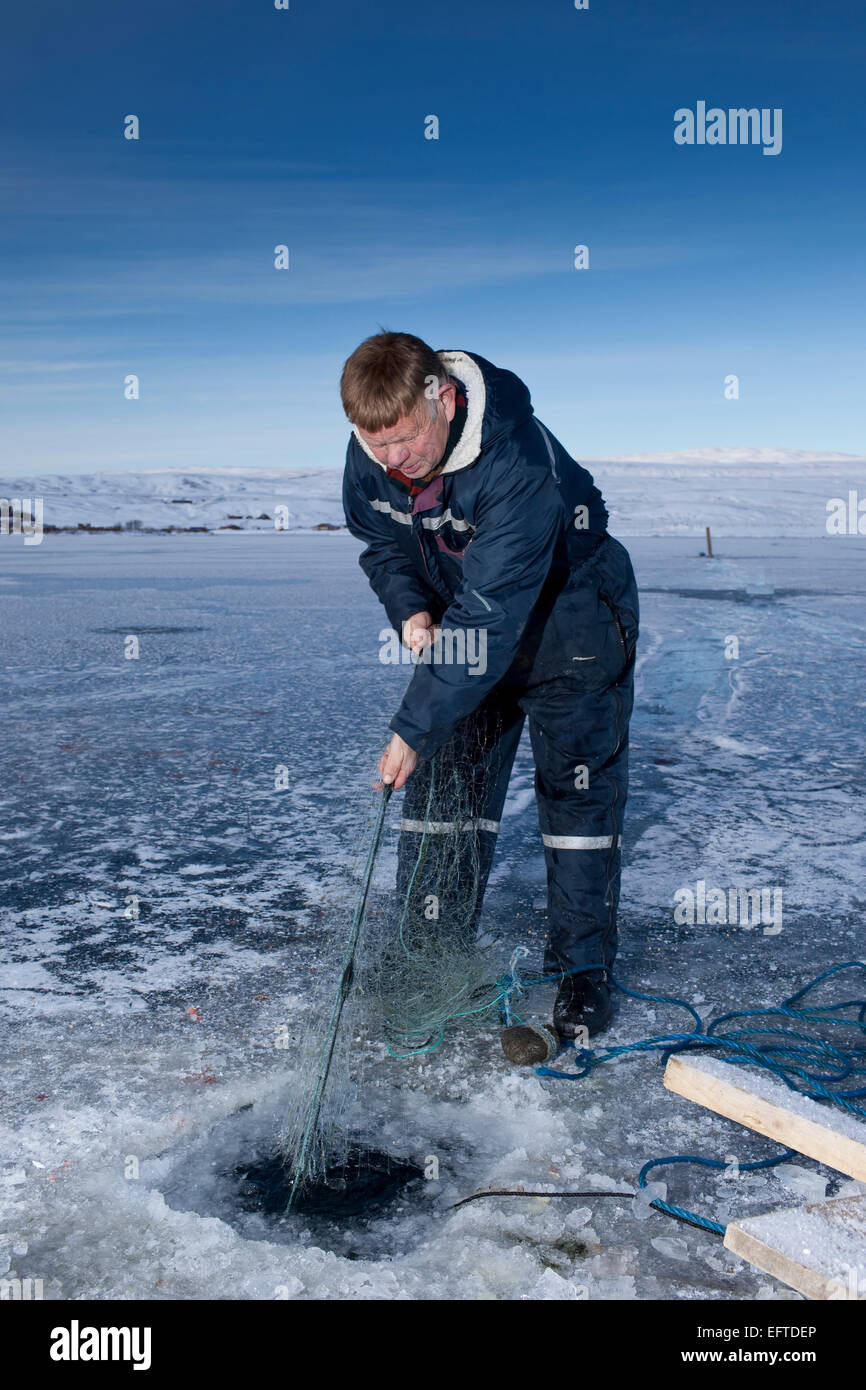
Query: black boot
[[553, 969, 613, 1039]]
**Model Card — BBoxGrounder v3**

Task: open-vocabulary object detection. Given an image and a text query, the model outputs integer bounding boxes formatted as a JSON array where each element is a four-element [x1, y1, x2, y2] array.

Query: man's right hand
[[402, 611, 439, 654]]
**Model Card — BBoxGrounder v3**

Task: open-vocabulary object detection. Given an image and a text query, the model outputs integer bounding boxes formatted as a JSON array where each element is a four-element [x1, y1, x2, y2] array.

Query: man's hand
[[402, 611, 440, 655], [377, 733, 418, 790]]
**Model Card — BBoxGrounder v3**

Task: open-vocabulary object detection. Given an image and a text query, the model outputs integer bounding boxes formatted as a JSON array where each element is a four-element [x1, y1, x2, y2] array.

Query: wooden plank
[[724, 1195, 866, 1300], [664, 1053, 866, 1181]]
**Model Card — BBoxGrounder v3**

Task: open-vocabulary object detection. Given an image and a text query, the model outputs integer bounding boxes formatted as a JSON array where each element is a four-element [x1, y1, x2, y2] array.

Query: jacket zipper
[[412, 508, 437, 590], [599, 592, 629, 666]]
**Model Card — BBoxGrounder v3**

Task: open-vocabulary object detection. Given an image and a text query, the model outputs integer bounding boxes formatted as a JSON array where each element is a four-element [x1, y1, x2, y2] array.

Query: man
[[340, 331, 638, 1040]]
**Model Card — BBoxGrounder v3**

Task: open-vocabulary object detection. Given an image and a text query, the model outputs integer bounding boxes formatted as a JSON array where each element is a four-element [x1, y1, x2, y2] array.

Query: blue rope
[[533, 959, 866, 1233], [636, 1151, 800, 1234], [382, 847, 866, 1237]]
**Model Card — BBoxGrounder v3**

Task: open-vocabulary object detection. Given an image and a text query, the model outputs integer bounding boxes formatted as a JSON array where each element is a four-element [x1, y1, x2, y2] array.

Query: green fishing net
[[279, 716, 514, 1205]]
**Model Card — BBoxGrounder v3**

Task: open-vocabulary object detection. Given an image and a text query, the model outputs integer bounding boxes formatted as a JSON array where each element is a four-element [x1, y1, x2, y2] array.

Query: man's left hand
[[377, 733, 418, 790]]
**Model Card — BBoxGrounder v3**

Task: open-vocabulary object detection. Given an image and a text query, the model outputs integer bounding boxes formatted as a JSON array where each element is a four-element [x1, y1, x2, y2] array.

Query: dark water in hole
[[234, 1146, 424, 1219]]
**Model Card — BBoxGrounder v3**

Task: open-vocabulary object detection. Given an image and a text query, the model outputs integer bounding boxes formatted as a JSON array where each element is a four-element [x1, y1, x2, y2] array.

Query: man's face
[[357, 381, 456, 479]]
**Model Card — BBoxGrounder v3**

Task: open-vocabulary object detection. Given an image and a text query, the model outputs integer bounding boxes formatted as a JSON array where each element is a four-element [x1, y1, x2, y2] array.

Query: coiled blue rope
[[531, 960, 866, 1232]]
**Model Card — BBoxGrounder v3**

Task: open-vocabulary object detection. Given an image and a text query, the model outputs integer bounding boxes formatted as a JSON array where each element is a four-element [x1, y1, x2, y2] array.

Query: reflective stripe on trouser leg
[[395, 697, 524, 939]]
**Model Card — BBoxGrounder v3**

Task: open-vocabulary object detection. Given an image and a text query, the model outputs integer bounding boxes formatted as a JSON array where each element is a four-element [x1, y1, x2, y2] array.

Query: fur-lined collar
[[352, 349, 486, 476]]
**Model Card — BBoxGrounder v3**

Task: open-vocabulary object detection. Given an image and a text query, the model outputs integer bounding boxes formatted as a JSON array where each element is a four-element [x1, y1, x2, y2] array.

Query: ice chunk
[[651, 1235, 690, 1261], [530, 1267, 588, 1300], [272, 1275, 304, 1299], [634, 1181, 667, 1220], [835, 1180, 866, 1199], [776, 1165, 828, 1203]]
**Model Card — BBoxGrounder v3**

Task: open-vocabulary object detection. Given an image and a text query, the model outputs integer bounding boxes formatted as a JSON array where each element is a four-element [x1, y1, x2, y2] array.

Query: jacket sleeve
[[342, 445, 440, 633], [389, 425, 564, 759]]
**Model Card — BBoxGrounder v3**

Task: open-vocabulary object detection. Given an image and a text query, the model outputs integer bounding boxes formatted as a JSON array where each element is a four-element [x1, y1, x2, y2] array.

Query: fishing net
[[278, 708, 515, 1206]]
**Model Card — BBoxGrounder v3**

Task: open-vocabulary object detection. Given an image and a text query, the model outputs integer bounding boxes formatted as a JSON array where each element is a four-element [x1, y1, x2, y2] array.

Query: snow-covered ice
[[1, 518, 865, 1300]]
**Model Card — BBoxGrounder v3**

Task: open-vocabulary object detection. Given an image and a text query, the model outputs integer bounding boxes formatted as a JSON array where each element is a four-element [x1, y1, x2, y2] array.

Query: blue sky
[[2, 0, 864, 473]]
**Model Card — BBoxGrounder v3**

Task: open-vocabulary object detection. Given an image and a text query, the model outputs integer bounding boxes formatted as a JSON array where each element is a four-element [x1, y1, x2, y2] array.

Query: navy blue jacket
[[342, 350, 608, 759]]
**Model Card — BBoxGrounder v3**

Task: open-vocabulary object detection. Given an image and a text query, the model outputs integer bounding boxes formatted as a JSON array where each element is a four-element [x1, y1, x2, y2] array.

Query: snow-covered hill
[[602, 447, 861, 465], [0, 468, 346, 534], [1, 451, 863, 536]]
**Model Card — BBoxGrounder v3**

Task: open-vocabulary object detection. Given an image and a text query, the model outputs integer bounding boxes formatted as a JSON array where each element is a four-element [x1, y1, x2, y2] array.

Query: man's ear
[[440, 380, 457, 422]]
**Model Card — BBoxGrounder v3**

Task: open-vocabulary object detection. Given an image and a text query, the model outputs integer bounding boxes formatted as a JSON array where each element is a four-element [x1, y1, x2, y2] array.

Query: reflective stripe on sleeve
[[420, 509, 474, 533], [369, 497, 412, 524]]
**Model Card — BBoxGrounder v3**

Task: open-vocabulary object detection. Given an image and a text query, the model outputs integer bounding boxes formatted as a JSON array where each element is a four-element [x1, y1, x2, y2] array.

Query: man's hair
[[340, 330, 450, 433]]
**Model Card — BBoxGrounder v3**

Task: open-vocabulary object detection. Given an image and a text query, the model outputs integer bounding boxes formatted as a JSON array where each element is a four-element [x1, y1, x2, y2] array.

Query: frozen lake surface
[[1, 531, 865, 1300]]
